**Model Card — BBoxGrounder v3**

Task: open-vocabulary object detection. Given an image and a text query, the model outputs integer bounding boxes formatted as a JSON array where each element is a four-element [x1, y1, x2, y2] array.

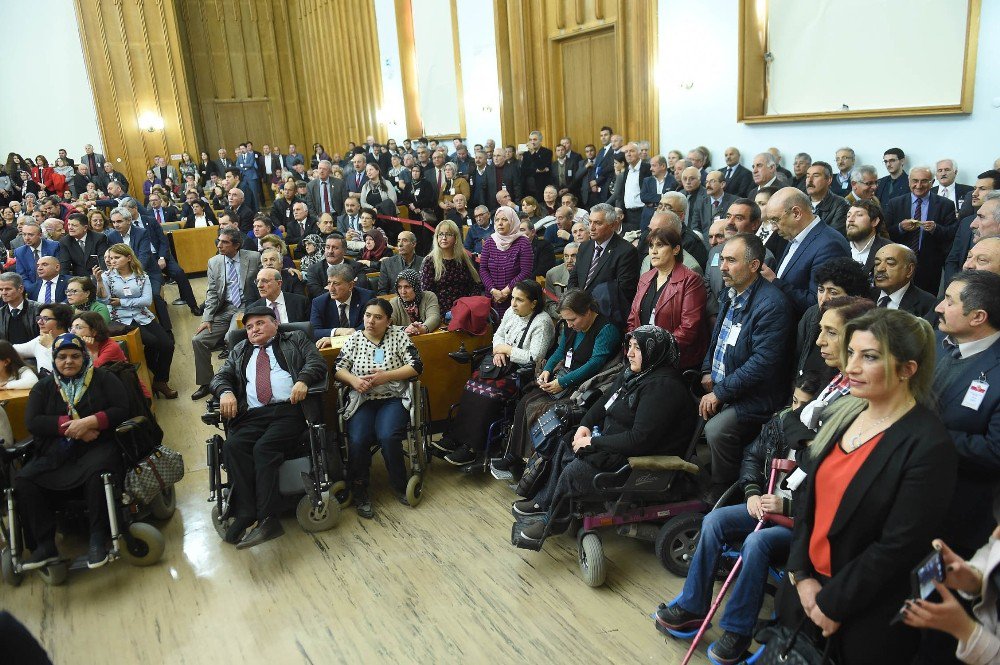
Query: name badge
[[567, 170, 573, 177], [373, 348, 386, 365], [725, 323, 742, 347], [604, 389, 620, 411], [962, 379, 989, 410], [565, 348, 574, 370], [710, 253, 720, 267], [449, 187, 455, 196], [122, 286, 133, 296]]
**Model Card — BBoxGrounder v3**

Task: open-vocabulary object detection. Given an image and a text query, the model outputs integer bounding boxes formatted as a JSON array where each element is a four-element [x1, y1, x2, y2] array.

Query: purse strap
[[782, 617, 835, 665], [516, 312, 539, 350]]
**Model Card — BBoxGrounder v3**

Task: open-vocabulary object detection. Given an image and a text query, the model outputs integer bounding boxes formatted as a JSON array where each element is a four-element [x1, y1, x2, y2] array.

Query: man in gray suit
[[689, 170, 736, 238], [79, 144, 105, 176], [307, 160, 345, 217], [191, 227, 262, 400], [376, 231, 424, 295]]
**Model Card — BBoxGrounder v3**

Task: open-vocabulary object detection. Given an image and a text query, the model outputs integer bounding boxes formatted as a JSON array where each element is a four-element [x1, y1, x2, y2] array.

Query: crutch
[[680, 458, 797, 665]]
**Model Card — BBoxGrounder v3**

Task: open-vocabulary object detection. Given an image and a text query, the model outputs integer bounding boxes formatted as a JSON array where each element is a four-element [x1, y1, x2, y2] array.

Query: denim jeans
[[345, 397, 409, 493], [675, 504, 792, 636]]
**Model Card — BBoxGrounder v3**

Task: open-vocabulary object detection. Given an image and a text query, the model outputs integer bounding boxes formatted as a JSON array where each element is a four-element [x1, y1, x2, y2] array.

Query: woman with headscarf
[[13, 333, 130, 569], [479, 206, 534, 318], [298, 233, 325, 273], [513, 326, 698, 545], [389, 268, 441, 335], [357, 227, 391, 271]]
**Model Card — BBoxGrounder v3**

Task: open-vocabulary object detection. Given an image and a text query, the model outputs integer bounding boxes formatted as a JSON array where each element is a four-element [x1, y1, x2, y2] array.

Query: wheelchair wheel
[[295, 495, 340, 532], [37, 561, 68, 586], [210, 504, 228, 540], [1, 547, 23, 587], [405, 475, 423, 507], [655, 512, 703, 577], [578, 531, 606, 587], [330, 480, 351, 508], [149, 486, 177, 520], [120, 522, 165, 567]]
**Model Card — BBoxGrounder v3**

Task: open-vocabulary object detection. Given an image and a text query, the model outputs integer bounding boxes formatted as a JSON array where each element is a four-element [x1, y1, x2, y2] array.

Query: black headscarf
[[623, 325, 679, 391]]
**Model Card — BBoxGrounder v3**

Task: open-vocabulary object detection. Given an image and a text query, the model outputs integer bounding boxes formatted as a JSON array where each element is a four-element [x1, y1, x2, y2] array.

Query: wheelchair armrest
[[1, 437, 36, 461], [592, 464, 633, 492], [116, 417, 149, 435]]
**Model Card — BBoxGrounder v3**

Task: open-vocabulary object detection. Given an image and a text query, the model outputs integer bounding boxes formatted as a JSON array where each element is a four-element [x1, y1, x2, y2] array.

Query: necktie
[[33, 248, 39, 261], [877, 295, 890, 308], [255, 346, 273, 405], [44, 281, 52, 304], [586, 244, 604, 287], [351, 216, 358, 231], [339, 302, 349, 328], [78, 238, 86, 252], [712, 199, 720, 216], [156, 209, 163, 224], [914, 197, 924, 251], [323, 181, 330, 213], [270, 300, 281, 323], [437, 169, 443, 191], [11, 308, 20, 319], [226, 258, 242, 305], [356, 173, 361, 189]]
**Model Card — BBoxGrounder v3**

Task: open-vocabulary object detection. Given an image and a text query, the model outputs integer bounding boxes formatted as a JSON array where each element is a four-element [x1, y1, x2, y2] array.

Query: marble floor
[[2, 278, 726, 664]]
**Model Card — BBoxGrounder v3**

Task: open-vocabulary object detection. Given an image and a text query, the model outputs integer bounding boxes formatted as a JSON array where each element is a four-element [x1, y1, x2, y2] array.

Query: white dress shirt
[[878, 282, 911, 309], [623, 164, 643, 209], [245, 344, 294, 409], [777, 217, 822, 278]]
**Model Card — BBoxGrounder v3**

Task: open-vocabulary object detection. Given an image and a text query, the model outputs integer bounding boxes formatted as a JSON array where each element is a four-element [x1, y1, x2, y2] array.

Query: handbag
[[515, 451, 550, 498], [529, 406, 565, 459], [479, 311, 539, 379], [125, 445, 185, 505], [756, 618, 834, 665]]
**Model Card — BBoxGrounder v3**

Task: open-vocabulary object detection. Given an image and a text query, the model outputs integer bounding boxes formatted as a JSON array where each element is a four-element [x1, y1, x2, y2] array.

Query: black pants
[[533, 438, 600, 521], [224, 403, 305, 522], [14, 473, 111, 549], [138, 320, 174, 382], [623, 207, 643, 233], [162, 253, 198, 311]]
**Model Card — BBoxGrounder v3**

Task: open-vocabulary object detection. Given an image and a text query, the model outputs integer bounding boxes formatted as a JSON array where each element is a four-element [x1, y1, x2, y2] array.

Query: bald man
[[869, 243, 937, 319]]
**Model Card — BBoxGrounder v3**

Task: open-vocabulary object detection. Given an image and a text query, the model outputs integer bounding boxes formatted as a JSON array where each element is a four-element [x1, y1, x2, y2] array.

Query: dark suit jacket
[[530, 237, 556, 278], [212, 158, 234, 178], [58, 231, 109, 277], [747, 173, 792, 200], [132, 212, 172, 261], [860, 234, 891, 281], [606, 162, 651, 211], [98, 171, 130, 195], [870, 283, 937, 319], [638, 174, 679, 231], [484, 163, 521, 211], [567, 234, 639, 327], [107, 226, 153, 274], [690, 192, 737, 237], [874, 172, 908, 205], [933, 331, 1000, 553], [0, 300, 41, 342], [550, 157, 579, 193], [27, 274, 69, 304], [148, 205, 179, 226], [224, 204, 256, 234], [520, 146, 553, 197], [773, 220, 851, 315], [468, 168, 490, 208], [885, 192, 957, 293], [787, 401, 955, 654], [309, 287, 374, 339], [249, 292, 310, 324], [593, 145, 616, 197], [305, 260, 372, 297], [306, 177, 346, 217], [937, 184, 973, 214], [14, 239, 59, 292], [723, 163, 754, 198], [813, 191, 850, 236], [943, 212, 976, 287]]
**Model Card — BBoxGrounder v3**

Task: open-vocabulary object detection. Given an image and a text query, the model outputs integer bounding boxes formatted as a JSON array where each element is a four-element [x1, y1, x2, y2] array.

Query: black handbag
[[478, 311, 539, 379], [529, 406, 566, 459], [756, 619, 834, 665], [515, 452, 550, 498]]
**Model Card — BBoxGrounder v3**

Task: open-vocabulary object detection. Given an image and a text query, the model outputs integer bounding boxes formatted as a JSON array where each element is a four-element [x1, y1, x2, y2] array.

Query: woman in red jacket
[[31, 155, 58, 194], [627, 226, 708, 370]]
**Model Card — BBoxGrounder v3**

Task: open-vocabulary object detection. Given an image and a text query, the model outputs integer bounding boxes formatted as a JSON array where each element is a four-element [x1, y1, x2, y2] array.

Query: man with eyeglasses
[[845, 165, 881, 206], [875, 147, 908, 203], [27, 256, 68, 305], [247, 267, 309, 323], [0, 272, 41, 344], [191, 227, 262, 400], [304, 234, 372, 297], [463, 205, 494, 258], [13, 222, 59, 294]]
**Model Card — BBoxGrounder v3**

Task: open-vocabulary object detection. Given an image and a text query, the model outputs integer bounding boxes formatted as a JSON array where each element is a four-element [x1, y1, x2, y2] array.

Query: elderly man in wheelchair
[[209, 305, 328, 549]]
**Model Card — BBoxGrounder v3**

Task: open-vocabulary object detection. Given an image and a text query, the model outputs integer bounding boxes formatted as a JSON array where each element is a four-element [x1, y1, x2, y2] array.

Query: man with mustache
[[869, 243, 937, 319]]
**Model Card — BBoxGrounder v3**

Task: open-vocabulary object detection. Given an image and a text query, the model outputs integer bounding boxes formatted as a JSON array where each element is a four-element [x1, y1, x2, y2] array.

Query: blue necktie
[[226, 258, 242, 306], [44, 281, 52, 304]]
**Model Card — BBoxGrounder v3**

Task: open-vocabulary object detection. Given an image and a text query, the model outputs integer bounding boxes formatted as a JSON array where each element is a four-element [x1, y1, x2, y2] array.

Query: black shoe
[[218, 349, 229, 360], [87, 542, 109, 569], [512, 499, 545, 517], [429, 436, 459, 454], [224, 514, 256, 544], [492, 453, 517, 472], [392, 489, 410, 507], [190, 305, 204, 317], [444, 445, 477, 466], [704, 483, 730, 507], [171, 297, 186, 306], [708, 631, 753, 664], [21, 545, 60, 571], [518, 519, 547, 542], [235, 517, 285, 550], [191, 385, 211, 400], [355, 490, 374, 519], [654, 603, 705, 632]]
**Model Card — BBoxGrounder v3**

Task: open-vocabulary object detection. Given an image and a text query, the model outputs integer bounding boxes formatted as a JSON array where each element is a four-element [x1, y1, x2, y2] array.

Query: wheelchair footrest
[[510, 521, 544, 551]]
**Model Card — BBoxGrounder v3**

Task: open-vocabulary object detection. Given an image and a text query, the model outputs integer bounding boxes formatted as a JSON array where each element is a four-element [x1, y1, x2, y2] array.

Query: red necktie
[[323, 181, 330, 213], [156, 209, 163, 224], [256, 346, 273, 405], [356, 174, 361, 188]]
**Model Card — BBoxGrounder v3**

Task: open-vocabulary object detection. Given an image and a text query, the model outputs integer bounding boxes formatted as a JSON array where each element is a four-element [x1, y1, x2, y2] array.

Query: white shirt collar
[[790, 217, 822, 246], [880, 281, 911, 305], [951, 330, 1000, 358]]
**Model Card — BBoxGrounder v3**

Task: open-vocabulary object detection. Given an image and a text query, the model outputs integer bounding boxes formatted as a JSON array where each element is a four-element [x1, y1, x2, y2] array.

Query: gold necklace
[[846, 399, 913, 451]]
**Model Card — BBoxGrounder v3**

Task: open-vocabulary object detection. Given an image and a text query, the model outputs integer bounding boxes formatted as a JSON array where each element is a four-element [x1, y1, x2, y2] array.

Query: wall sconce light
[[138, 112, 165, 133]]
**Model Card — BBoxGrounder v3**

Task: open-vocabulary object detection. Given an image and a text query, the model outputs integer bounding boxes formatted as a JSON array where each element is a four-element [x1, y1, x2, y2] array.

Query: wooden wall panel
[[494, 0, 658, 152], [74, 0, 200, 193]]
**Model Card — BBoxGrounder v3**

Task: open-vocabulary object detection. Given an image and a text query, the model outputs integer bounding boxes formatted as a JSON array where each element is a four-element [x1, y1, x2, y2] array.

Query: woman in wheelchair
[[439, 279, 555, 466], [655, 372, 823, 665], [513, 326, 696, 544], [333, 298, 423, 519], [494, 288, 621, 478], [14, 334, 129, 570]]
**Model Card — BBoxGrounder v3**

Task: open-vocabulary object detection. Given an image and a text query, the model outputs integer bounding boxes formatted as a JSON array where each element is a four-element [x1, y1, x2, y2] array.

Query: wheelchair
[[332, 378, 431, 506], [204, 323, 344, 537], [1, 417, 172, 587], [511, 369, 713, 588]]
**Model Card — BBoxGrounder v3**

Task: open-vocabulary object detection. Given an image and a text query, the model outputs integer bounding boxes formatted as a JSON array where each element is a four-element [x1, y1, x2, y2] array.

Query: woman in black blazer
[[778, 308, 957, 664]]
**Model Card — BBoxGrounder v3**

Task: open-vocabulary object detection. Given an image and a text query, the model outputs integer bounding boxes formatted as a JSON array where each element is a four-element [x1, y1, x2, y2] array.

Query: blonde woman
[[93, 243, 176, 398], [419, 219, 482, 313]]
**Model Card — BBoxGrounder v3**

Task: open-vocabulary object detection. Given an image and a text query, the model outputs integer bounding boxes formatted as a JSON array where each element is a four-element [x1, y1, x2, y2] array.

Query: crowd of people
[[3, 132, 1000, 664]]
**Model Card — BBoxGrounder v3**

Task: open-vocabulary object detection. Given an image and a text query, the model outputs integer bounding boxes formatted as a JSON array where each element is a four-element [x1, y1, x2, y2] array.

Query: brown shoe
[[152, 381, 178, 399]]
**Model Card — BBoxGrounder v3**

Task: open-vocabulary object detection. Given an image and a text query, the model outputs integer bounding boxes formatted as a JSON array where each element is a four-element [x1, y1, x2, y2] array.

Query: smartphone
[[891, 550, 945, 625]]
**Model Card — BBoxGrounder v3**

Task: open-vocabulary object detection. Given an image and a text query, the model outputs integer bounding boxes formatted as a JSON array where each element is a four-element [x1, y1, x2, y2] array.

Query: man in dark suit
[[747, 152, 791, 200], [69, 164, 99, 199], [223, 187, 255, 235], [721, 147, 754, 198], [98, 161, 129, 195], [943, 172, 999, 287], [249, 267, 310, 323], [550, 144, 577, 195], [520, 130, 552, 199], [638, 154, 678, 234], [831, 147, 856, 198], [147, 192, 180, 226], [845, 199, 891, 280], [518, 220, 556, 278], [806, 161, 850, 236], [589, 127, 616, 203], [761, 187, 851, 316], [870, 243, 937, 319], [935, 158, 974, 214], [659, 191, 708, 271], [875, 147, 908, 204], [376, 231, 423, 295], [26, 257, 68, 304], [568, 144, 599, 208], [885, 166, 958, 294], [106, 206, 153, 274], [311, 263, 373, 344], [0, 273, 41, 344], [336, 196, 364, 248], [212, 148, 234, 180], [484, 149, 521, 213], [343, 153, 369, 199], [606, 143, 650, 233], [305, 234, 372, 296], [566, 203, 639, 328], [468, 151, 490, 208], [679, 166, 706, 231], [306, 160, 346, 218], [58, 213, 108, 277], [689, 170, 736, 238], [13, 222, 59, 294], [558, 137, 582, 166], [224, 168, 258, 215], [269, 181, 299, 233], [700, 233, 792, 499]]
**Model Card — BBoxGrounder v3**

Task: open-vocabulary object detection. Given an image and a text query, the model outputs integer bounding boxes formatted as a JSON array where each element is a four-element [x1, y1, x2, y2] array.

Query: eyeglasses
[[64, 289, 81, 295], [437, 232, 456, 238], [36, 316, 54, 323]]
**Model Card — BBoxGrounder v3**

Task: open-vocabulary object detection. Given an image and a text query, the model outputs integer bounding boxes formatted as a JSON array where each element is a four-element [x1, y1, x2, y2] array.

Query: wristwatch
[[788, 570, 811, 587]]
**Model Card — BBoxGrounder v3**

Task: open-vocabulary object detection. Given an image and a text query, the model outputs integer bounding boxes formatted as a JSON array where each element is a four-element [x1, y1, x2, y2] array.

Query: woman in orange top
[[776, 308, 957, 664]]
